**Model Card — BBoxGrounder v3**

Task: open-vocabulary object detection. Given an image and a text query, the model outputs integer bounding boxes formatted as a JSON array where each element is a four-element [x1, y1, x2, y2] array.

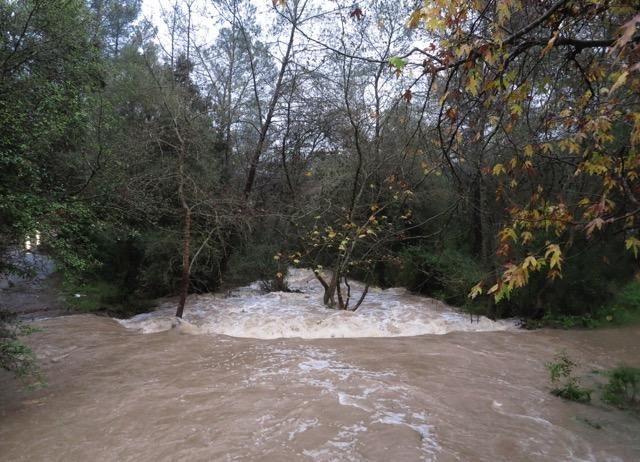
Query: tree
[[0, 0, 103, 275], [89, 0, 142, 56], [405, 0, 640, 303], [276, 0, 446, 309]]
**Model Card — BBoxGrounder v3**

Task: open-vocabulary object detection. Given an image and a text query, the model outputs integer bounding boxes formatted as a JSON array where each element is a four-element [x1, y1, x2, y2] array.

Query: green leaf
[[389, 57, 407, 72]]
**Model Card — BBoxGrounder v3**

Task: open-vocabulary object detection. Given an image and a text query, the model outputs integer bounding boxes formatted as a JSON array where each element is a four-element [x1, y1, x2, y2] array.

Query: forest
[[1, 0, 640, 325]]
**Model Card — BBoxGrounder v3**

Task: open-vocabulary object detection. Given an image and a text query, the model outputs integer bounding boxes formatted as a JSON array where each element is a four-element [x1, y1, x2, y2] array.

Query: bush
[[63, 279, 155, 317], [597, 281, 640, 326], [602, 366, 640, 410], [545, 353, 591, 403], [224, 242, 286, 288], [395, 244, 485, 309], [0, 310, 43, 387], [500, 236, 638, 322]]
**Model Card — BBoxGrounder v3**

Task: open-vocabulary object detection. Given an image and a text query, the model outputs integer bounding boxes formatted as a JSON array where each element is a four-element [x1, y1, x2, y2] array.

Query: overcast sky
[[139, 0, 276, 55]]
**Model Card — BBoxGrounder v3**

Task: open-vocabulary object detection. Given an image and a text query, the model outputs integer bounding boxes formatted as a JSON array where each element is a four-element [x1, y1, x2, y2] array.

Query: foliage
[[602, 366, 640, 410], [0, 0, 104, 279], [598, 280, 640, 326], [523, 278, 640, 328], [546, 353, 592, 403], [396, 244, 485, 309], [2, 0, 640, 324], [0, 310, 43, 387], [407, 0, 640, 302], [63, 279, 155, 317]]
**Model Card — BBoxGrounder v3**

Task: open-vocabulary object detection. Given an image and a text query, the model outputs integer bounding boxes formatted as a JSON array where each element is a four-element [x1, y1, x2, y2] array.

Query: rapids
[[1, 272, 639, 461], [117, 269, 516, 339]]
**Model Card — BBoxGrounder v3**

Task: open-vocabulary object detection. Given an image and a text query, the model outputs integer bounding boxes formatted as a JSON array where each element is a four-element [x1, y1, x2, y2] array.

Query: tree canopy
[[1, 0, 639, 323]]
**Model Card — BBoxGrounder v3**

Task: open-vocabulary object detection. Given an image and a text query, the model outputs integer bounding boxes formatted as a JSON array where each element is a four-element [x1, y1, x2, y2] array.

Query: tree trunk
[[243, 4, 298, 199], [176, 207, 191, 318]]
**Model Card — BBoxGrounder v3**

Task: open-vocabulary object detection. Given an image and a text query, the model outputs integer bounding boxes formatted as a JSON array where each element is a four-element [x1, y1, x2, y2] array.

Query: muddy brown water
[[1, 315, 639, 462]]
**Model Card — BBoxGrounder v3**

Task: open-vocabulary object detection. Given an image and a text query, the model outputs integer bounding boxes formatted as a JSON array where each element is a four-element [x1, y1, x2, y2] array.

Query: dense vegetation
[[1, 0, 639, 327]]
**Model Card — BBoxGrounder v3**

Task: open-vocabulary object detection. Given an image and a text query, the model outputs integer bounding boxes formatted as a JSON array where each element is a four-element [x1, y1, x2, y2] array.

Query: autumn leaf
[[585, 217, 605, 237], [492, 163, 506, 176], [468, 283, 483, 299], [544, 243, 563, 270], [541, 31, 559, 57], [407, 9, 424, 28], [522, 255, 542, 271], [609, 71, 629, 95], [611, 14, 640, 53], [625, 236, 640, 258]]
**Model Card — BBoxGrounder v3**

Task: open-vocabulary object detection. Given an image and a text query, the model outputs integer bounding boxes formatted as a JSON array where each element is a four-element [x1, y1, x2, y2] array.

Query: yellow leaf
[[521, 231, 533, 244], [522, 255, 542, 271], [610, 71, 629, 95], [407, 9, 424, 29], [544, 243, 563, 270], [466, 73, 480, 96], [625, 236, 640, 258], [499, 227, 518, 243], [468, 283, 483, 299], [493, 163, 506, 176], [496, 0, 511, 23], [524, 144, 534, 157]]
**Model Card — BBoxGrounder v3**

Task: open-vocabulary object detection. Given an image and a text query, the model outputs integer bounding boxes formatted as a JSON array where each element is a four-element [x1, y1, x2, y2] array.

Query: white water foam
[[118, 268, 516, 339], [243, 344, 441, 461]]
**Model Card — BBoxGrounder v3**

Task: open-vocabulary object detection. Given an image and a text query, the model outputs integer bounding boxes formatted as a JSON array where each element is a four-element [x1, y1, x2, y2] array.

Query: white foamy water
[[118, 268, 516, 339], [241, 344, 440, 461]]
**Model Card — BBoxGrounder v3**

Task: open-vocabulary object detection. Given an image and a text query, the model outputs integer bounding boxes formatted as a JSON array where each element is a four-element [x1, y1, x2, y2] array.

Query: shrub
[[597, 281, 640, 326], [545, 353, 591, 403], [0, 310, 43, 387], [63, 279, 156, 317], [224, 242, 285, 288], [395, 245, 485, 308], [602, 366, 640, 410]]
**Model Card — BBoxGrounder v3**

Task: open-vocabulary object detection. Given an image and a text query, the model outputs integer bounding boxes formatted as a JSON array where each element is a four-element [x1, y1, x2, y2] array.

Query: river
[[1, 270, 638, 461]]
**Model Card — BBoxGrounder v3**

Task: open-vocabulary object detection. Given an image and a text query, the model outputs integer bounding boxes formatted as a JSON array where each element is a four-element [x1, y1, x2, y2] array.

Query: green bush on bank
[[394, 245, 485, 310], [0, 310, 44, 387], [602, 366, 640, 410], [525, 279, 640, 329], [545, 353, 640, 413], [63, 279, 156, 317]]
